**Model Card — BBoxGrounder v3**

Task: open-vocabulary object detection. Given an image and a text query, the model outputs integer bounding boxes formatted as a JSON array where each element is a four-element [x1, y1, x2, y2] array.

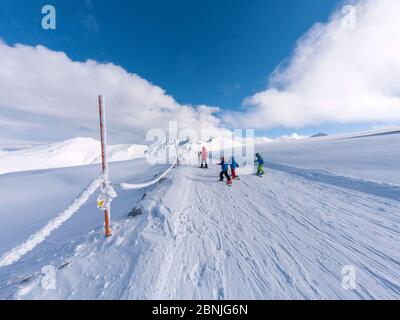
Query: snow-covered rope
[[120, 158, 177, 190], [0, 176, 103, 268]]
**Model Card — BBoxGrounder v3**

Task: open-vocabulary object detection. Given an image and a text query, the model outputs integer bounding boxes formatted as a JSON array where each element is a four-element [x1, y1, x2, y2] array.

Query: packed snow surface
[[263, 129, 400, 185], [0, 129, 399, 299]]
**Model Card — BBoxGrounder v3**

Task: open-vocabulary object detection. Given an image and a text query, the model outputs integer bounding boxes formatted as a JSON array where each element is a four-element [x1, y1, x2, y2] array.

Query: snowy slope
[[260, 129, 400, 185], [274, 133, 308, 141], [0, 129, 399, 299], [0, 132, 310, 176], [0, 137, 147, 175]]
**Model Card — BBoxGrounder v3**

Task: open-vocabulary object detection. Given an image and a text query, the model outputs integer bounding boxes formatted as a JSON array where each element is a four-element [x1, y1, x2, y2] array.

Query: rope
[[0, 176, 103, 268], [120, 157, 177, 190]]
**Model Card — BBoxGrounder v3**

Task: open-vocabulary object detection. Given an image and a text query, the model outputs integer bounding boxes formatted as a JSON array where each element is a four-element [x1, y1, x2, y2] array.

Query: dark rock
[[20, 276, 34, 284], [58, 262, 71, 270], [128, 207, 143, 217], [310, 133, 328, 138]]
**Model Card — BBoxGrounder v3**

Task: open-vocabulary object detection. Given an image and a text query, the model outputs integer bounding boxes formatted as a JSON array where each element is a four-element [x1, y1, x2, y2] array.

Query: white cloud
[[3, 0, 398, 147], [225, 0, 400, 129], [0, 41, 223, 145]]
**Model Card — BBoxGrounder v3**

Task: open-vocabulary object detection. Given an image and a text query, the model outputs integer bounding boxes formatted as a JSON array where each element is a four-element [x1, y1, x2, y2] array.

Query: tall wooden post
[[98, 95, 112, 238]]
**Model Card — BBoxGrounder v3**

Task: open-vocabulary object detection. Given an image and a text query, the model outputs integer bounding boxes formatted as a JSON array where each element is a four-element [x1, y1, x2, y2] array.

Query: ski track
[[8, 164, 400, 300]]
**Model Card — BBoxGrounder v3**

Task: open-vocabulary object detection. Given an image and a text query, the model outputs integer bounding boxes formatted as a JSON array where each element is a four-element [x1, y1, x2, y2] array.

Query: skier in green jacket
[[255, 153, 265, 176]]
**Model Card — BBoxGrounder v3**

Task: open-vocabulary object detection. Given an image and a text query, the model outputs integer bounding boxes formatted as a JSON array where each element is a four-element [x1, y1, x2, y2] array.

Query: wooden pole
[[98, 95, 112, 238]]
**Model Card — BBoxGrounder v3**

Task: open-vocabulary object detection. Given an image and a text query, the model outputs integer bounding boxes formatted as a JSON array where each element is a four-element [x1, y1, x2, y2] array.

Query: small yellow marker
[[97, 200, 105, 209]]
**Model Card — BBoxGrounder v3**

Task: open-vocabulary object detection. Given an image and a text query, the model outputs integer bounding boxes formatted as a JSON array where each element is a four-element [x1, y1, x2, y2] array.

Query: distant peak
[[310, 133, 328, 138]]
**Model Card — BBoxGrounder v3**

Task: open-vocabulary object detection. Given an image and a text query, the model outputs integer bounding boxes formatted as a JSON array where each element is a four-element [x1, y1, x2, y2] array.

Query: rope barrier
[[0, 176, 103, 268], [120, 157, 178, 190], [0, 156, 178, 268]]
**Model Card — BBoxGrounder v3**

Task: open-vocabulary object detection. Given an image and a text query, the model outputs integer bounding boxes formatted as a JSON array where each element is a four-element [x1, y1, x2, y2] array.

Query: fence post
[[98, 95, 112, 238]]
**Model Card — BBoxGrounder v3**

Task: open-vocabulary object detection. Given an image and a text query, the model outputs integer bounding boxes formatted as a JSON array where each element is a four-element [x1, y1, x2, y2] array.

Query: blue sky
[[0, 0, 398, 142]]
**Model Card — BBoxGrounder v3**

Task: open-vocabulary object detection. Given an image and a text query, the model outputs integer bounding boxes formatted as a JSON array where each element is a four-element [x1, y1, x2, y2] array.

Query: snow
[[260, 130, 400, 185], [0, 132, 330, 177], [0, 176, 102, 268], [121, 157, 177, 190], [274, 133, 309, 141], [0, 137, 147, 175], [0, 129, 399, 299]]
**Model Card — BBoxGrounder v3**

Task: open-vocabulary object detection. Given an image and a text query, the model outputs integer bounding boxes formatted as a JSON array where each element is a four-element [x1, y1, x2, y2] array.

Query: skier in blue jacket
[[218, 157, 232, 184], [230, 156, 239, 179], [255, 153, 265, 175]]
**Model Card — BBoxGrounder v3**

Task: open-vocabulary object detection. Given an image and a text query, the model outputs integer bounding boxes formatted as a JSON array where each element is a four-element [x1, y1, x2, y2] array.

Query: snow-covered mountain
[[145, 135, 275, 162], [0, 134, 275, 176], [1, 128, 397, 176], [144, 135, 246, 165], [0, 137, 147, 175], [275, 133, 309, 141]]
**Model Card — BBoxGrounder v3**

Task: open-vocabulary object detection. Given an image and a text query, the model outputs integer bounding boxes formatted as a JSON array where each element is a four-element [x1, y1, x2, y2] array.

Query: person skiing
[[218, 157, 232, 185], [201, 146, 208, 168], [230, 156, 240, 179], [255, 153, 265, 176]]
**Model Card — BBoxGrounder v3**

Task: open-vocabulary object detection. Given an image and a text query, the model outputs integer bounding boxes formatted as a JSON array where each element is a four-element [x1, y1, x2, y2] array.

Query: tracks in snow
[[153, 165, 400, 299], [11, 163, 400, 299]]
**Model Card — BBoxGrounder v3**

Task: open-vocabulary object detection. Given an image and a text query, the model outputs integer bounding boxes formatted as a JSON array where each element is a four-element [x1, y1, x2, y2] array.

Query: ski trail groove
[[10, 163, 400, 299]]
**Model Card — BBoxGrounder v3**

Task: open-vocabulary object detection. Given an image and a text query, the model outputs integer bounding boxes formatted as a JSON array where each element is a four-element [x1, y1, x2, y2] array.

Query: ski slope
[[0, 130, 399, 299], [263, 130, 400, 185]]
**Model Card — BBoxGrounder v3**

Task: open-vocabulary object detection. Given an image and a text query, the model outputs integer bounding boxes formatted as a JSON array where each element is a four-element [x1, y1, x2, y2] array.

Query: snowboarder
[[218, 157, 232, 185], [255, 153, 265, 176], [200, 146, 208, 168], [230, 156, 240, 179]]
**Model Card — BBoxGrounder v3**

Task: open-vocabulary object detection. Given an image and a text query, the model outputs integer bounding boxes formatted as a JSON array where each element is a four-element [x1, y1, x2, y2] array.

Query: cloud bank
[[225, 0, 400, 129], [0, 42, 222, 145], [1, 0, 399, 146]]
